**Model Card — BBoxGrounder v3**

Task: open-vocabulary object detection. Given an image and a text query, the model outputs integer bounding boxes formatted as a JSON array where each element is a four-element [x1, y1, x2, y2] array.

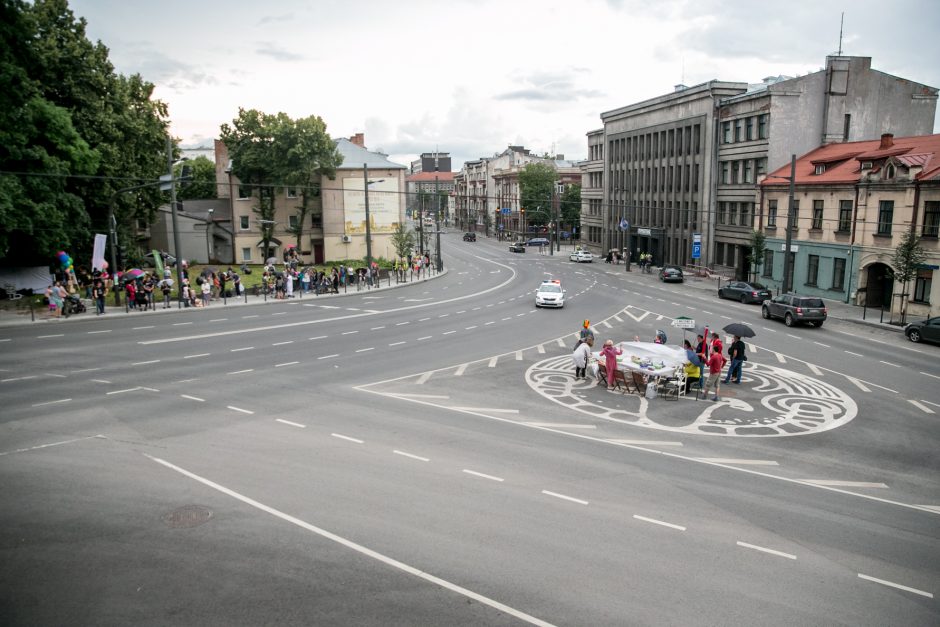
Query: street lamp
[[434, 160, 443, 272], [362, 163, 384, 269], [766, 154, 797, 294], [204, 208, 214, 262]]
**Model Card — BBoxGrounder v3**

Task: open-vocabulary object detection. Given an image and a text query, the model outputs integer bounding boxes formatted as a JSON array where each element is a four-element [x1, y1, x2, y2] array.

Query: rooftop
[[335, 138, 407, 170]]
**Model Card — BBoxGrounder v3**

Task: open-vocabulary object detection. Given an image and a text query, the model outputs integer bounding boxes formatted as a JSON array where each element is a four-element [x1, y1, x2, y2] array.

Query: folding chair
[[615, 368, 637, 394], [631, 371, 648, 395]]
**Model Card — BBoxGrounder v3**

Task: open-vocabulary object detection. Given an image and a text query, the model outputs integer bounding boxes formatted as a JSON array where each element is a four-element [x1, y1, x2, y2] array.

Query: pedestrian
[[302, 269, 310, 294], [710, 332, 724, 364], [219, 271, 227, 298], [285, 270, 294, 299], [683, 339, 702, 393], [724, 335, 747, 384], [201, 276, 211, 306], [578, 319, 595, 346], [46, 283, 64, 318], [92, 271, 106, 315], [572, 336, 593, 380], [125, 280, 136, 310], [160, 279, 172, 308], [599, 339, 622, 390], [700, 348, 724, 401], [143, 276, 154, 310]]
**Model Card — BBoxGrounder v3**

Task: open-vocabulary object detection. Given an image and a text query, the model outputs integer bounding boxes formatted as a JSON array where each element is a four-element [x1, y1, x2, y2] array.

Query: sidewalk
[[0, 268, 448, 329]]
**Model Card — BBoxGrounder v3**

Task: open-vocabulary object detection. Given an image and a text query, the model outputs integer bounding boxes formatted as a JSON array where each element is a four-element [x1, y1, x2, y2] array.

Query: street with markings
[[1, 233, 938, 625]]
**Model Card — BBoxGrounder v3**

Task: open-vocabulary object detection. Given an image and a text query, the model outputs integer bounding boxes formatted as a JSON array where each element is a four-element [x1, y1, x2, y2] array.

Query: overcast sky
[[71, 0, 940, 170]]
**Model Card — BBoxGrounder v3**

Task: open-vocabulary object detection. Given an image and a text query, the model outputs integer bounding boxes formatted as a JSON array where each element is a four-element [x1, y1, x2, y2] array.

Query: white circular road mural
[[525, 356, 858, 437]]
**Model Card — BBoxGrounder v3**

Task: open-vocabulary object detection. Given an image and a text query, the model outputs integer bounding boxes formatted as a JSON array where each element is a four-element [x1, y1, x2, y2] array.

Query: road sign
[[692, 232, 701, 243], [672, 317, 696, 329], [159, 173, 173, 191], [692, 241, 701, 259], [501, 207, 511, 215]]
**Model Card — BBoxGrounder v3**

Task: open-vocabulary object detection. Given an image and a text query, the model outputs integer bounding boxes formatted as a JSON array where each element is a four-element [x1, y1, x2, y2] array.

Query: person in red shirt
[[700, 349, 724, 401]]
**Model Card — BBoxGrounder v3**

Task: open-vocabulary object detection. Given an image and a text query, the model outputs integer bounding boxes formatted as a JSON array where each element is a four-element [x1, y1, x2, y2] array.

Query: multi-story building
[[580, 130, 605, 251], [405, 171, 455, 222], [492, 159, 581, 241], [219, 134, 407, 265], [410, 152, 451, 175], [715, 56, 938, 279], [760, 132, 940, 319], [454, 146, 546, 234]]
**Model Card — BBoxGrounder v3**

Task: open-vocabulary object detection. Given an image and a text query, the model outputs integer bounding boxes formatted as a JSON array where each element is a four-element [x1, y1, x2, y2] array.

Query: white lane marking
[[556, 338, 566, 347], [180, 394, 205, 402], [272, 312, 287, 316], [443, 330, 456, 335], [132, 326, 154, 330], [308, 335, 327, 340], [175, 379, 197, 384], [371, 326, 386, 330], [87, 330, 111, 334], [542, 490, 588, 506], [242, 315, 259, 319], [419, 317, 431, 321], [231, 347, 254, 352], [131, 360, 160, 366], [786, 333, 800, 339], [272, 340, 294, 346], [107, 387, 140, 395], [31, 398, 71, 407], [44, 373, 66, 379], [317, 354, 339, 360], [449, 407, 518, 414], [184, 353, 210, 359], [0, 435, 103, 457], [720, 315, 731, 320], [908, 400, 935, 414], [37, 334, 64, 338], [536, 344, 545, 354], [454, 364, 468, 376], [524, 422, 593, 428], [806, 363, 824, 376], [415, 372, 433, 385], [355, 347, 375, 353], [275, 361, 299, 368], [702, 310, 714, 315], [463, 469, 504, 482], [439, 313, 449, 317], [803, 480, 888, 488], [227, 369, 253, 375], [276, 418, 306, 428], [396, 321, 410, 326], [90, 379, 111, 384], [173, 322, 193, 326], [608, 439, 683, 446], [761, 327, 776, 333], [846, 377, 871, 392], [633, 515, 686, 531], [845, 350, 864, 357], [394, 450, 430, 462], [464, 325, 477, 331], [515, 350, 523, 361], [878, 360, 900, 368], [736, 541, 796, 560], [210, 318, 228, 322], [341, 331, 357, 336], [418, 336, 433, 341], [71, 367, 101, 373], [332, 433, 363, 443], [921, 371, 940, 380], [488, 357, 498, 367], [655, 314, 664, 320], [145, 455, 555, 626], [857, 574, 933, 599], [1, 375, 37, 383], [388, 341, 406, 346], [813, 341, 830, 348], [698, 458, 779, 466], [915, 504, 940, 513], [923, 400, 940, 409], [227, 405, 254, 414], [385, 393, 450, 399]]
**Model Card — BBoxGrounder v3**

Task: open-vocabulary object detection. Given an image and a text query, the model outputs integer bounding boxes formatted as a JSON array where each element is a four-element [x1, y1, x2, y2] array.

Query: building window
[[923, 201, 939, 237], [726, 244, 736, 267], [756, 158, 767, 178], [758, 114, 768, 139], [722, 121, 732, 144], [790, 200, 800, 232], [763, 250, 774, 277], [288, 214, 299, 229], [241, 247, 251, 262], [768, 200, 777, 227], [239, 215, 250, 230], [832, 258, 846, 291], [745, 117, 754, 141], [238, 185, 252, 199], [843, 114, 851, 141], [728, 202, 738, 226], [743, 160, 753, 183], [812, 200, 824, 230], [877, 200, 894, 235], [716, 242, 725, 265], [286, 187, 298, 198], [838, 200, 853, 232], [913, 269, 932, 303], [806, 254, 819, 286], [721, 161, 730, 184], [731, 161, 740, 184], [693, 164, 700, 192], [694, 124, 701, 154], [741, 202, 751, 228], [717, 202, 726, 225], [734, 119, 743, 142], [814, 164, 826, 175]]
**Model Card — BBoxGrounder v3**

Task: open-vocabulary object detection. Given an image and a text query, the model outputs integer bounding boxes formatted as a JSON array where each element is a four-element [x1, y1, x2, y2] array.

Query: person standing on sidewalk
[[700, 349, 724, 401], [724, 335, 746, 384], [92, 272, 106, 315]]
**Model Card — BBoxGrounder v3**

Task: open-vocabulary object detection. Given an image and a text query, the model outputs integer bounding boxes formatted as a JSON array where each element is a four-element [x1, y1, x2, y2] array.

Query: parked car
[[463, 232, 476, 242], [527, 237, 550, 247], [904, 316, 940, 344], [762, 294, 827, 327], [659, 265, 684, 283], [569, 250, 593, 263], [509, 242, 526, 253], [535, 279, 565, 308], [718, 281, 772, 304]]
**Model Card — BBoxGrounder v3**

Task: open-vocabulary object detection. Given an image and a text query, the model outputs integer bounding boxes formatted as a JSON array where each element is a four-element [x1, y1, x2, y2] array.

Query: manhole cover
[[162, 505, 213, 528]]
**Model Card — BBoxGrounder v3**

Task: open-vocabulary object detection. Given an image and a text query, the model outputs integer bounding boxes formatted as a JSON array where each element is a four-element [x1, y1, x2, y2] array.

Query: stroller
[[62, 294, 86, 316]]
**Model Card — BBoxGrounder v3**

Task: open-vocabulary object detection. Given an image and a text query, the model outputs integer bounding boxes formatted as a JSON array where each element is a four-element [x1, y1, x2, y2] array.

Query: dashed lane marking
[[846, 377, 871, 392], [184, 353, 210, 359], [542, 490, 588, 505], [394, 450, 429, 462], [37, 334, 64, 338], [227, 369, 253, 375], [31, 398, 71, 407], [332, 433, 363, 443], [388, 341, 406, 346], [272, 340, 294, 345], [275, 361, 299, 368], [463, 469, 504, 482], [355, 348, 374, 353], [317, 354, 339, 360], [736, 541, 796, 560], [180, 394, 205, 402], [276, 418, 306, 428], [804, 480, 888, 488], [173, 322, 193, 326], [231, 347, 254, 352], [107, 387, 140, 395], [857, 574, 933, 599], [87, 330, 111, 334], [921, 372, 940, 380], [908, 400, 934, 414], [699, 459, 779, 466], [227, 405, 254, 414], [879, 361, 900, 368], [132, 326, 154, 330], [131, 360, 160, 366], [633, 515, 686, 531], [1, 375, 37, 382]]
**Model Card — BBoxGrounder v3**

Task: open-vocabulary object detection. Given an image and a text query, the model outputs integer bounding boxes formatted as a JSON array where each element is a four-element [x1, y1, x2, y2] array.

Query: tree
[[560, 183, 581, 229], [390, 222, 415, 259], [518, 162, 557, 225], [746, 230, 767, 283], [892, 229, 927, 324], [273, 114, 343, 250], [220, 109, 282, 258], [174, 156, 217, 200]]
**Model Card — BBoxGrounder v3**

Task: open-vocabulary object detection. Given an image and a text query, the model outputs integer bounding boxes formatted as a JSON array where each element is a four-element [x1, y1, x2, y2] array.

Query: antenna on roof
[[681, 55, 685, 86], [837, 12, 844, 55]]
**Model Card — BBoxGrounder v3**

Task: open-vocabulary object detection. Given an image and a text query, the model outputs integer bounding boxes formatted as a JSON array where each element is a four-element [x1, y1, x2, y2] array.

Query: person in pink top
[[599, 339, 622, 390]]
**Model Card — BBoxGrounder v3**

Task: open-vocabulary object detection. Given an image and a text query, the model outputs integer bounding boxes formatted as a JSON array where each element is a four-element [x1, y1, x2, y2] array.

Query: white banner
[[343, 177, 400, 234], [92, 233, 107, 272]]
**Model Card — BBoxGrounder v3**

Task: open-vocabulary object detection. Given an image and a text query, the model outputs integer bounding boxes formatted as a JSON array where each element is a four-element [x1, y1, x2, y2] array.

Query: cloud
[[494, 69, 604, 102], [109, 42, 219, 90], [255, 42, 304, 62], [257, 13, 295, 26]]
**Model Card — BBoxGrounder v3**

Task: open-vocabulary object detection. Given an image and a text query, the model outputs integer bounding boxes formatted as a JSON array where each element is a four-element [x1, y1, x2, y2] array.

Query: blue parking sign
[[691, 241, 701, 259]]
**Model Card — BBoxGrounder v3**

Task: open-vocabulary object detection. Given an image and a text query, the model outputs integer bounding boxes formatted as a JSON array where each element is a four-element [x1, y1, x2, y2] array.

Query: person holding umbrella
[[721, 323, 755, 385]]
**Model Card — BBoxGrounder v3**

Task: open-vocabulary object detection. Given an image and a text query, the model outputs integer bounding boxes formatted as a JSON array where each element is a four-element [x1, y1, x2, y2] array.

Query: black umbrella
[[722, 322, 756, 338]]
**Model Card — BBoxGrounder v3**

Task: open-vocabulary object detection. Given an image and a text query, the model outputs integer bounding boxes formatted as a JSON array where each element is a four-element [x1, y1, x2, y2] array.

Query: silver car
[[762, 294, 827, 327]]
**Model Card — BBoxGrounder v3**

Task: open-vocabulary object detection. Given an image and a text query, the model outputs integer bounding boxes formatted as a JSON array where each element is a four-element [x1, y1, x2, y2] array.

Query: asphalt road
[[1, 233, 938, 625]]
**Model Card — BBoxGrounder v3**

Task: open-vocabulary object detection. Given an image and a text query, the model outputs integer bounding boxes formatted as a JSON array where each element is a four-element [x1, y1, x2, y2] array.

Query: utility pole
[[782, 154, 796, 294], [363, 163, 372, 269], [167, 136, 185, 308], [107, 209, 120, 305], [418, 190, 425, 255], [434, 160, 442, 271]]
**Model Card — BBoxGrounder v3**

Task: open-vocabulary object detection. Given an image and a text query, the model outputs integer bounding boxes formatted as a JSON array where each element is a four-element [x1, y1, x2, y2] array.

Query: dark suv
[[463, 232, 476, 242], [762, 294, 827, 327]]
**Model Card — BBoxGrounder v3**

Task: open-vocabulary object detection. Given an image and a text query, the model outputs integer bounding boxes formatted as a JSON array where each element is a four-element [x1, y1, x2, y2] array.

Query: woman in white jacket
[[571, 336, 594, 379]]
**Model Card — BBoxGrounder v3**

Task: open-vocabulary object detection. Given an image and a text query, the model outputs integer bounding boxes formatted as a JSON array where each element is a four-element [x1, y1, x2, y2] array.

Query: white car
[[569, 250, 593, 263], [535, 279, 565, 308]]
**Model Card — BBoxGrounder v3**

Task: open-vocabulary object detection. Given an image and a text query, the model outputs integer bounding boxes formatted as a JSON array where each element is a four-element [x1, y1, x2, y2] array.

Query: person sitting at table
[[682, 340, 702, 393], [599, 339, 623, 390]]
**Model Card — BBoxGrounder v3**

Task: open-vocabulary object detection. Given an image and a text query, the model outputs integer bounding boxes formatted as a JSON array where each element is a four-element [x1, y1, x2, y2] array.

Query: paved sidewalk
[[0, 268, 447, 329]]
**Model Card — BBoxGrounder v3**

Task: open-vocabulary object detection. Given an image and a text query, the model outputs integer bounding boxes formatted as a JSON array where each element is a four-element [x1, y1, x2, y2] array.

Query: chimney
[[349, 133, 365, 147], [879, 133, 894, 149]]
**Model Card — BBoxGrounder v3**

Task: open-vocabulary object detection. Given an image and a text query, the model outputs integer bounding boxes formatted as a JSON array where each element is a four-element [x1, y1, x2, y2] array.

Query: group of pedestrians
[[637, 252, 653, 273]]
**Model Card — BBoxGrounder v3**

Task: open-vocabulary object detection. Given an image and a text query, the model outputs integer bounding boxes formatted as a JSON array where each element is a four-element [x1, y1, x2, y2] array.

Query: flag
[[619, 218, 629, 231], [153, 249, 165, 277], [92, 234, 106, 272]]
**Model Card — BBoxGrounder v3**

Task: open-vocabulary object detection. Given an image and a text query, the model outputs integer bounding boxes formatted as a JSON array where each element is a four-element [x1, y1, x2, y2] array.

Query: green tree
[[891, 229, 927, 324], [220, 109, 282, 258], [560, 183, 581, 228], [174, 156, 217, 200], [272, 114, 343, 250], [390, 222, 415, 259], [747, 230, 767, 282], [518, 162, 557, 226]]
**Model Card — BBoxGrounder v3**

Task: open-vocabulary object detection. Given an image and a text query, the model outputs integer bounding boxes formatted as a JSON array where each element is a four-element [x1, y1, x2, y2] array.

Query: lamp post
[[434, 164, 443, 272], [362, 163, 385, 269], [767, 154, 797, 294], [204, 208, 214, 262]]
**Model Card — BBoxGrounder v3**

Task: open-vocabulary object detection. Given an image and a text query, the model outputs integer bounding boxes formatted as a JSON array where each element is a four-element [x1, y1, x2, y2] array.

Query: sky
[[70, 0, 940, 171]]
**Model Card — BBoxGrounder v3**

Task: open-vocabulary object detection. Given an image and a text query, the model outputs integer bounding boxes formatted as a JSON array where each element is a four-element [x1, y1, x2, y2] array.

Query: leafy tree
[[746, 230, 767, 282], [174, 156, 217, 200], [272, 114, 342, 250], [390, 222, 415, 259], [891, 229, 926, 324], [560, 183, 581, 227], [518, 162, 557, 226]]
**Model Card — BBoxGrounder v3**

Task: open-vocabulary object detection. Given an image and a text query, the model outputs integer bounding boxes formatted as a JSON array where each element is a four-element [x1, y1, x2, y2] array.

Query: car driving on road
[[718, 281, 772, 304], [569, 250, 593, 263], [463, 232, 476, 242], [762, 294, 827, 327], [659, 265, 683, 283], [904, 316, 940, 344], [509, 242, 526, 253], [535, 279, 565, 308], [527, 237, 550, 247]]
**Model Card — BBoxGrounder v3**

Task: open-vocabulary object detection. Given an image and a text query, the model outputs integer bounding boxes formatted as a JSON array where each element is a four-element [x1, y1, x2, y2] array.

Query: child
[[599, 340, 622, 390]]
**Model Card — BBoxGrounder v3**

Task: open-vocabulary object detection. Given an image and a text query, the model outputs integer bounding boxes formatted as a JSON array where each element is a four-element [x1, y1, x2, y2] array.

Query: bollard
[[30, 300, 34, 322]]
